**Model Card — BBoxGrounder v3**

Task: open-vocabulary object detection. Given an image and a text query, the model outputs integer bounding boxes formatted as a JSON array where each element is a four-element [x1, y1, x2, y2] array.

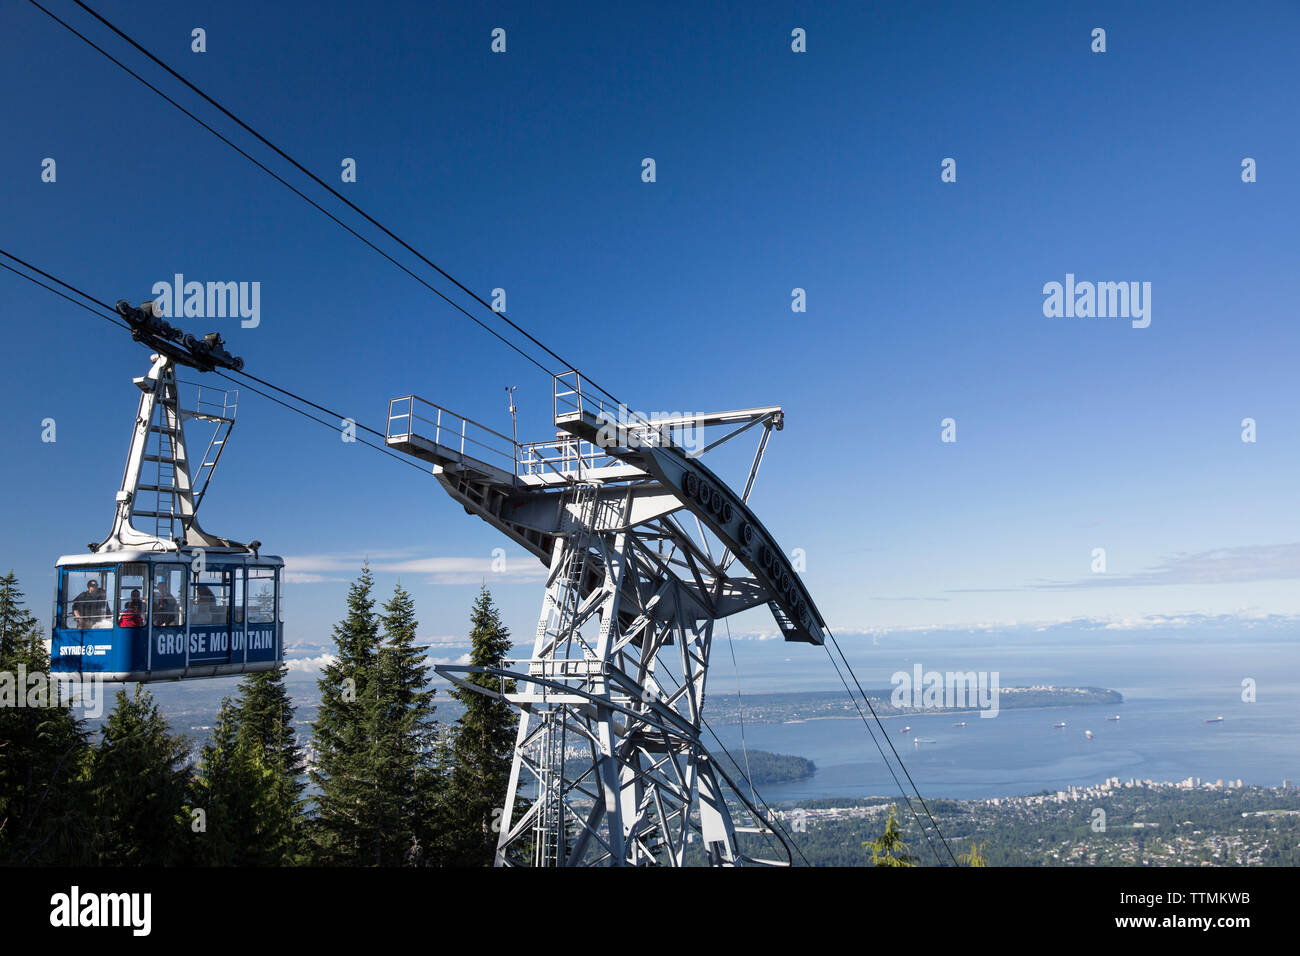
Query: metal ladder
[[551, 482, 601, 661], [191, 386, 236, 509], [192, 424, 230, 510], [530, 482, 601, 866], [131, 385, 236, 543], [138, 412, 184, 541], [532, 713, 563, 867]]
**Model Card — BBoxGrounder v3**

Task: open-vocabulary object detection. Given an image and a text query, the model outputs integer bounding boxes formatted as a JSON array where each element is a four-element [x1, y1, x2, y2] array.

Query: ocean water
[[133, 625, 1300, 804], [709, 630, 1300, 802]]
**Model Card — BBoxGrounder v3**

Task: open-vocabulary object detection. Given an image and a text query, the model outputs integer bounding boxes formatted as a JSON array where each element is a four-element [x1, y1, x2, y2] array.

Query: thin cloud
[[419, 635, 472, 647], [375, 557, 547, 583], [872, 596, 953, 603], [280, 549, 425, 573], [832, 609, 1300, 639], [284, 572, 351, 584], [1041, 543, 1300, 591], [945, 543, 1300, 594], [282, 550, 546, 584]]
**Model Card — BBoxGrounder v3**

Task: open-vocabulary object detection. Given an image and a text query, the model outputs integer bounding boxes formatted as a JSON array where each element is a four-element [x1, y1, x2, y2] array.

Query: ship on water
[[1084, 730, 1093, 739], [1204, 716, 1224, 723], [1106, 715, 1120, 722], [1052, 721, 1067, 729], [900, 725, 911, 734], [952, 721, 966, 727]]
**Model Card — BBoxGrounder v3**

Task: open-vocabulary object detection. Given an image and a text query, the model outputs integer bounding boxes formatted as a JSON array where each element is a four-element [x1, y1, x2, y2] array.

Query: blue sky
[[3, 0, 1300, 675]]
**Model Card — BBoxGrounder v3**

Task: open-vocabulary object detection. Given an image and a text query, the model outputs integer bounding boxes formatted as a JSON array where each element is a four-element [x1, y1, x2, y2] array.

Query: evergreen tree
[[0, 571, 91, 865], [232, 664, 306, 796], [370, 583, 440, 865], [191, 696, 299, 865], [445, 586, 517, 866], [309, 566, 383, 864], [87, 685, 192, 866], [227, 663, 307, 862], [0, 570, 42, 660], [310, 570, 449, 866], [862, 805, 920, 867]]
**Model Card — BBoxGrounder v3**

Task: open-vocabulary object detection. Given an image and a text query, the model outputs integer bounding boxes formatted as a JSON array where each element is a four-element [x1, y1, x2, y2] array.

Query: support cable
[[0, 249, 434, 477], [26, 0, 559, 382], [46, 0, 638, 418], [825, 630, 959, 865]]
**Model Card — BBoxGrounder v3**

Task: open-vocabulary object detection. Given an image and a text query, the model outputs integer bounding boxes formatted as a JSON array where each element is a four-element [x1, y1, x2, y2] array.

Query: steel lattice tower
[[385, 373, 826, 866]]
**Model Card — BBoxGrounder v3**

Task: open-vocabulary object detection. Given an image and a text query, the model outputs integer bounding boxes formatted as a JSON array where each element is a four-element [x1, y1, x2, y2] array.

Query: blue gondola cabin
[[51, 551, 283, 682]]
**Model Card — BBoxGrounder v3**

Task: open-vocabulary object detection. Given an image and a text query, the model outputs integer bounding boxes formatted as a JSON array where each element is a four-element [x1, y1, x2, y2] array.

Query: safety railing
[[185, 381, 238, 421], [386, 396, 519, 475], [553, 370, 676, 451], [388, 386, 656, 482], [553, 370, 585, 421], [553, 370, 621, 424], [517, 437, 622, 478]]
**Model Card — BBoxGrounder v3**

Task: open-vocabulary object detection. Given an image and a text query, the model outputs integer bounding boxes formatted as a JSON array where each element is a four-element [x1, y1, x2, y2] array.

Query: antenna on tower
[[505, 385, 518, 446]]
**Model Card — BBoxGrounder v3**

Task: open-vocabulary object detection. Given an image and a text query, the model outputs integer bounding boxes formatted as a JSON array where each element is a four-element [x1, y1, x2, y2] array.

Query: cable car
[[50, 300, 284, 682], [52, 551, 282, 681]]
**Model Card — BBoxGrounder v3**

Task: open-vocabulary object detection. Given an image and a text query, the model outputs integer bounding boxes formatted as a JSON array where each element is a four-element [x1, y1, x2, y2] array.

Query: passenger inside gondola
[[120, 589, 145, 628], [71, 579, 110, 628], [154, 579, 180, 626]]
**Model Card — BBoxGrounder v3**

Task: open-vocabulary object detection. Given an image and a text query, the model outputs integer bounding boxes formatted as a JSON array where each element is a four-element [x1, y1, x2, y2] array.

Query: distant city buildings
[[792, 775, 1298, 867], [977, 775, 1294, 809]]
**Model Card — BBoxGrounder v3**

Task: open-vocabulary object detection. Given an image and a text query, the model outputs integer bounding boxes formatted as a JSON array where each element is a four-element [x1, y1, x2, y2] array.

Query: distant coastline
[[709, 687, 1123, 725]]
